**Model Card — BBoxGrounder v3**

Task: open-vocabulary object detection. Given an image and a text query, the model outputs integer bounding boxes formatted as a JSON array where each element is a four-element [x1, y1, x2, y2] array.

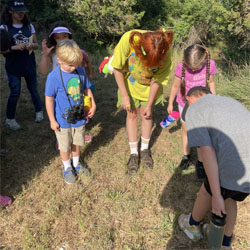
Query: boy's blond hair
[[56, 39, 83, 66]]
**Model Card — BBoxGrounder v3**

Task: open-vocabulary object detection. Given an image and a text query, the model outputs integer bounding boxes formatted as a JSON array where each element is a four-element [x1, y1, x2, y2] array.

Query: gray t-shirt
[[186, 94, 250, 193]]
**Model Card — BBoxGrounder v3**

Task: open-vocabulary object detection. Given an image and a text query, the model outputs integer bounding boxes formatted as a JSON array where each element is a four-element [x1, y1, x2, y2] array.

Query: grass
[[0, 48, 250, 250]]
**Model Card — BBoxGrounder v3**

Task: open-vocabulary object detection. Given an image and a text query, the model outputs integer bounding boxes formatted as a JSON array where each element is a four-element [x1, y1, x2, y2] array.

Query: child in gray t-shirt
[[178, 86, 250, 249]]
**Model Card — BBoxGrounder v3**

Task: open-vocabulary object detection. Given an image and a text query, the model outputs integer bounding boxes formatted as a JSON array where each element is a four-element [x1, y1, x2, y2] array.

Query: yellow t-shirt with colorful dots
[[111, 30, 173, 103]]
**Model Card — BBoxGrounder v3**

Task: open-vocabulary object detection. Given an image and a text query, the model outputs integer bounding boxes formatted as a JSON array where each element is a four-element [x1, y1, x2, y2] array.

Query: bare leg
[[192, 183, 212, 222], [140, 106, 153, 139], [224, 198, 237, 236], [72, 144, 80, 157], [60, 151, 70, 161], [181, 122, 190, 155], [126, 109, 139, 142], [197, 147, 203, 162]]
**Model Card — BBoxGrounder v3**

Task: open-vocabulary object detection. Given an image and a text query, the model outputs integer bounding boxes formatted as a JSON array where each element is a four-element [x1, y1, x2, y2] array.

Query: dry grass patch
[[0, 50, 249, 250]]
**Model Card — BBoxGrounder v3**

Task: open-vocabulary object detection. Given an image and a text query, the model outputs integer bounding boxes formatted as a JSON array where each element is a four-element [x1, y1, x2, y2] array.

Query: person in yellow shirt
[[112, 29, 174, 174]]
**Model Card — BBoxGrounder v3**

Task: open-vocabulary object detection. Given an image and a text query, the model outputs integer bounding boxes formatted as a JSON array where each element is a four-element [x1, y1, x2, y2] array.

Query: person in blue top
[[0, 0, 43, 130], [45, 39, 96, 184]]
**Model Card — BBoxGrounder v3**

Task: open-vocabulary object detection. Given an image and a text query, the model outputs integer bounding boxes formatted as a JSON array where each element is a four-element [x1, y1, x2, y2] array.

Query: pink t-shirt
[[175, 60, 217, 107]]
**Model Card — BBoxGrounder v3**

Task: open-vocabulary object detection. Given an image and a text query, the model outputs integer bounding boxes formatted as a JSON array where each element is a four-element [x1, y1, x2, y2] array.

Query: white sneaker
[[178, 213, 202, 242], [5, 119, 21, 131], [35, 111, 44, 122]]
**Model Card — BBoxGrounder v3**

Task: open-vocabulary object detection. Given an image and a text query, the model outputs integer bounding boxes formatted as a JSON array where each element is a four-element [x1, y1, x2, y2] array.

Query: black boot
[[178, 155, 191, 169]]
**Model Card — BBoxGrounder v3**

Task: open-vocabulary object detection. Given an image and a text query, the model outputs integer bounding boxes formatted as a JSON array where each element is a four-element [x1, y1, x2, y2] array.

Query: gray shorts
[[55, 125, 85, 152]]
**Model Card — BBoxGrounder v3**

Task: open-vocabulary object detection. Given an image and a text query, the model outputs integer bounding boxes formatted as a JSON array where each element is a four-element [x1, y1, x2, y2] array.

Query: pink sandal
[[0, 195, 12, 207]]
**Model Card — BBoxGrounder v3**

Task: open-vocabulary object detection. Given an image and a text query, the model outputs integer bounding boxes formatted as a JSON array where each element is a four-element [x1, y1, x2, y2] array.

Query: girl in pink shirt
[[167, 44, 217, 176]]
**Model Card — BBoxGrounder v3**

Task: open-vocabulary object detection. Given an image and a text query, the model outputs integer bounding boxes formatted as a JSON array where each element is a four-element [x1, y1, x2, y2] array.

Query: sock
[[129, 142, 138, 155], [72, 155, 80, 167], [141, 137, 150, 151], [62, 159, 72, 170], [222, 235, 232, 247], [189, 213, 200, 226]]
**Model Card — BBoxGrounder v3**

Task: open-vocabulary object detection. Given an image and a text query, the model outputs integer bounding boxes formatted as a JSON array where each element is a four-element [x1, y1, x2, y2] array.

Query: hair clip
[[141, 46, 147, 56]]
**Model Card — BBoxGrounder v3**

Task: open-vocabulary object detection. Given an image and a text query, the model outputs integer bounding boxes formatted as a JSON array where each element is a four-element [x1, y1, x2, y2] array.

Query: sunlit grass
[[0, 48, 249, 249]]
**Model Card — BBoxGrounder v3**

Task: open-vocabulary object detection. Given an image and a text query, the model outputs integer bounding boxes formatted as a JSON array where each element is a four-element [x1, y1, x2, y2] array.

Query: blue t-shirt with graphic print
[[45, 65, 91, 128]]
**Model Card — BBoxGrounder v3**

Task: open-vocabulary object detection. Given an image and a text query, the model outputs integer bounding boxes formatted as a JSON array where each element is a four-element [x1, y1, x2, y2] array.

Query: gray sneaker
[[35, 111, 44, 122], [178, 213, 202, 242], [63, 167, 76, 184], [5, 119, 21, 131], [74, 162, 90, 175]]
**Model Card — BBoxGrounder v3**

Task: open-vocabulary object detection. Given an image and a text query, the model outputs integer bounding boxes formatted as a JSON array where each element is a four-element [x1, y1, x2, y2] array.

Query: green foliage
[[160, 0, 249, 63], [63, 0, 144, 42], [161, 0, 212, 45], [26, 0, 67, 29], [209, 0, 250, 63], [24, 0, 249, 64], [132, 0, 167, 30]]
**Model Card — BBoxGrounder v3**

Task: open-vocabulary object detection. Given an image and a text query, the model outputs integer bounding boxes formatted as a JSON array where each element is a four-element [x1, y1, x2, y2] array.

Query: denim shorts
[[204, 178, 249, 202]]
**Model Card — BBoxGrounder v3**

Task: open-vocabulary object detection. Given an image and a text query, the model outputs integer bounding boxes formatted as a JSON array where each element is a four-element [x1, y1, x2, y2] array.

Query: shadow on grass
[[0, 96, 58, 198], [80, 75, 125, 160], [159, 166, 207, 249], [0, 71, 125, 199]]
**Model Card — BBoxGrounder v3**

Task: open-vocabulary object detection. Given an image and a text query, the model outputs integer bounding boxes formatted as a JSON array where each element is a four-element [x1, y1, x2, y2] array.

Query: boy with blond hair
[[45, 39, 96, 184]]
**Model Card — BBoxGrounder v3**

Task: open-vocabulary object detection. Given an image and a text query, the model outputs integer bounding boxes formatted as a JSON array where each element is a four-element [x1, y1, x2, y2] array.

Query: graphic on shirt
[[127, 50, 160, 85], [13, 31, 29, 45], [128, 52, 136, 85], [67, 77, 81, 102]]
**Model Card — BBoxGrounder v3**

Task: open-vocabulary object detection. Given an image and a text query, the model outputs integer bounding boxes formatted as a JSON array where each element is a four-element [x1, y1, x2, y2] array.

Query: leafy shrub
[[63, 0, 144, 43]]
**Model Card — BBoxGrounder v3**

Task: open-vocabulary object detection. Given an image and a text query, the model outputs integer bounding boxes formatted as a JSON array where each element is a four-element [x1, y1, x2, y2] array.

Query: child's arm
[[85, 57, 94, 81], [208, 75, 216, 95], [45, 96, 60, 131], [113, 68, 131, 111], [142, 80, 161, 119], [84, 88, 96, 118], [39, 39, 54, 76], [167, 76, 181, 114], [200, 145, 226, 217], [10, 43, 26, 51], [0, 49, 10, 55], [26, 33, 38, 51]]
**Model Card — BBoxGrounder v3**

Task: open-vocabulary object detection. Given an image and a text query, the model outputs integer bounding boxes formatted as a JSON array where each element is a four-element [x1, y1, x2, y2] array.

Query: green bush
[[25, 0, 249, 64], [63, 0, 144, 43]]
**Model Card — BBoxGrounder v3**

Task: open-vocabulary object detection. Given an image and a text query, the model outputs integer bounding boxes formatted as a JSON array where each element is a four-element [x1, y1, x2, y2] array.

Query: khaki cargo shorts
[[55, 125, 85, 152]]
